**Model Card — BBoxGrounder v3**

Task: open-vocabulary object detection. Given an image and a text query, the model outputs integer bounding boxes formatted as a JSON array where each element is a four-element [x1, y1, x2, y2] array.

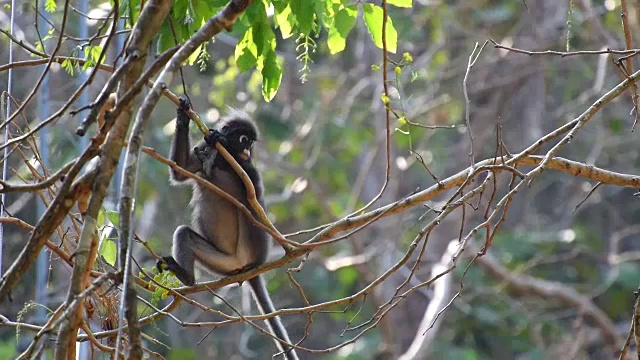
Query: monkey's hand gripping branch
[[186, 106, 299, 253], [204, 128, 228, 148]]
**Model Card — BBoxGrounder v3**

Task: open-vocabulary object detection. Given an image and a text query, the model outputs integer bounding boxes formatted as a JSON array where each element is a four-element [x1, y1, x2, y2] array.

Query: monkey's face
[[234, 133, 254, 161], [222, 125, 257, 163]]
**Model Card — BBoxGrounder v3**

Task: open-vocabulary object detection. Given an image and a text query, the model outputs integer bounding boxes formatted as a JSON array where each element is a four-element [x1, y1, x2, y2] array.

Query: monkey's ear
[[221, 125, 229, 132]]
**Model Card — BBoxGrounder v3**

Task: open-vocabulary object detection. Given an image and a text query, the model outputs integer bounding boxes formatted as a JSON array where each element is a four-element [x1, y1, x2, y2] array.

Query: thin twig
[[462, 40, 488, 167]]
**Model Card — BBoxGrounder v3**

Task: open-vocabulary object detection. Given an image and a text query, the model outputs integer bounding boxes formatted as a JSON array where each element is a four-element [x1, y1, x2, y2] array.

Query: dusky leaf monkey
[[157, 98, 299, 360]]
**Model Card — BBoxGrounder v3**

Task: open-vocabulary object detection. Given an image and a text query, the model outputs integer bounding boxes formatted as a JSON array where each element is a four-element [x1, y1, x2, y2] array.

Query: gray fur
[[161, 106, 298, 359]]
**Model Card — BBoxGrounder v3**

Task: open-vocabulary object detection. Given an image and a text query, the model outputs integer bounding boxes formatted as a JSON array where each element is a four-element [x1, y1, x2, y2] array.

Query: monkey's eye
[[239, 135, 249, 144]]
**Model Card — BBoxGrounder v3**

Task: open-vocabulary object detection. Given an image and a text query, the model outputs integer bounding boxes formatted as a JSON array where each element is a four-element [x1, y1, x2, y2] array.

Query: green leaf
[[90, 45, 103, 63], [245, 0, 269, 25], [235, 28, 258, 72], [151, 273, 170, 303], [188, 44, 203, 66], [105, 210, 119, 226], [208, 0, 229, 6], [363, 4, 398, 53], [290, 0, 315, 36], [172, 0, 188, 18], [387, 0, 412, 8], [156, 22, 175, 53], [82, 45, 104, 70], [61, 59, 75, 75], [97, 210, 105, 227], [124, 0, 142, 27], [274, 4, 294, 39], [253, 20, 275, 57], [327, 6, 357, 54], [608, 118, 625, 134], [252, 21, 282, 100], [35, 41, 45, 55], [260, 50, 282, 101], [100, 239, 117, 266], [44, 0, 56, 13], [151, 271, 182, 304], [337, 267, 358, 286]]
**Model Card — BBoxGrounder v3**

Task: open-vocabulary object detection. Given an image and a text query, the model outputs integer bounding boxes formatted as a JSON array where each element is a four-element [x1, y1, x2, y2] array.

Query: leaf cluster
[[150, 0, 413, 100]]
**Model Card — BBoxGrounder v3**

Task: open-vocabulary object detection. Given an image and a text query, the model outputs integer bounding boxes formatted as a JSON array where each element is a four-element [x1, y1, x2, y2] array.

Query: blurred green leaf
[[327, 6, 357, 54], [274, 4, 295, 39], [99, 239, 117, 266], [120, 0, 142, 27], [61, 59, 75, 76], [151, 271, 181, 305], [363, 4, 398, 53], [235, 29, 258, 72], [608, 118, 625, 134], [97, 210, 105, 227], [290, 0, 316, 36], [168, 348, 197, 360], [613, 262, 640, 290], [106, 210, 119, 226], [44, 0, 56, 12], [156, 22, 175, 53], [388, 0, 412, 8], [336, 266, 358, 287], [260, 50, 282, 101]]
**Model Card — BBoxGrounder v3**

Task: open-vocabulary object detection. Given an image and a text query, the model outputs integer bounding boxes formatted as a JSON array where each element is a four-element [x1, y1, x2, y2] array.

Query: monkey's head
[[218, 111, 259, 163]]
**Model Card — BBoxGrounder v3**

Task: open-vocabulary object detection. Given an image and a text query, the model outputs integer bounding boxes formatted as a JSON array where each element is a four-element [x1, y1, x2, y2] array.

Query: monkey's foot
[[205, 129, 228, 148], [156, 256, 179, 274], [156, 257, 196, 286]]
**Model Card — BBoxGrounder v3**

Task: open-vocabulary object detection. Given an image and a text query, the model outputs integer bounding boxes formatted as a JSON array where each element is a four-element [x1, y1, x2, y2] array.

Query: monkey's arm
[[170, 99, 203, 182]]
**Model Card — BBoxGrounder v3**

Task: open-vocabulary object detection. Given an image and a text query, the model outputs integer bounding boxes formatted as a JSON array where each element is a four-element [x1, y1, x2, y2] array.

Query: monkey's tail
[[249, 275, 300, 360]]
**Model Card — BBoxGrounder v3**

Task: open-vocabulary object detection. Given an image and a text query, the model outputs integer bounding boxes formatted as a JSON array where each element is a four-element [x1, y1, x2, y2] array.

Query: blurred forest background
[[2, 0, 640, 359]]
